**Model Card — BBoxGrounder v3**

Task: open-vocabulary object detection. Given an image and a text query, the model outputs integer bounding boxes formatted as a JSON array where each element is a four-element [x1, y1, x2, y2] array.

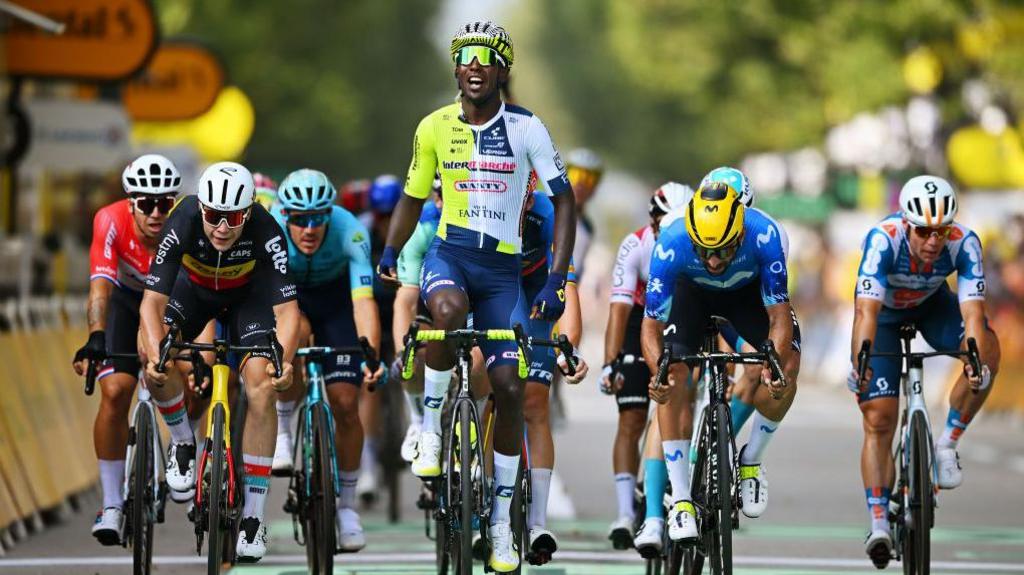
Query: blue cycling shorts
[[523, 273, 555, 386], [298, 278, 361, 386], [421, 237, 529, 371]]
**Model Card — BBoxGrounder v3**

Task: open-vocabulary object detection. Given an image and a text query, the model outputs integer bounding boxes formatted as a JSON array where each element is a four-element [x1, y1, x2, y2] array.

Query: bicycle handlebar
[[856, 337, 983, 393], [156, 327, 284, 379], [655, 340, 786, 390], [83, 351, 141, 396], [297, 337, 382, 390]]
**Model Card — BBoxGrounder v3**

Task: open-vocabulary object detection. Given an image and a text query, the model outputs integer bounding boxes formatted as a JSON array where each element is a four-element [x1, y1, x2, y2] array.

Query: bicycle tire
[[132, 407, 154, 575], [458, 400, 474, 575], [906, 412, 932, 575], [714, 402, 733, 575], [511, 461, 529, 572], [207, 404, 226, 575], [680, 417, 708, 575], [313, 406, 336, 573], [435, 482, 449, 575], [297, 412, 317, 573]]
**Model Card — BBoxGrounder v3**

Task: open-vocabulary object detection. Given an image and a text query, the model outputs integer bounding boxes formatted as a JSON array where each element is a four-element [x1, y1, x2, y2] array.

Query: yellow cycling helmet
[[685, 181, 745, 249]]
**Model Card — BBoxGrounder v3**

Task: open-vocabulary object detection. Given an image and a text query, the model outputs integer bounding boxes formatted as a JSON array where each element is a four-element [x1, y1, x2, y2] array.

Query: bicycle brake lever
[[965, 337, 982, 393], [857, 340, 871, 386], [654, 344, 671, 389], [556, 334, 577, 377], [761, 339, 786, 388]]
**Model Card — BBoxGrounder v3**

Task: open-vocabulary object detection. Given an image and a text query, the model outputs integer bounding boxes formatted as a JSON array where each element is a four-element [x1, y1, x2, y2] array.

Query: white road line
[[0, 552, 1021, 572]]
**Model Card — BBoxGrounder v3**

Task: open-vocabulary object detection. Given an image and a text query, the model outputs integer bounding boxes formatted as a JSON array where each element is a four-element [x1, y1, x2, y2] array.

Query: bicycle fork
[[194, 365, 238, 546]]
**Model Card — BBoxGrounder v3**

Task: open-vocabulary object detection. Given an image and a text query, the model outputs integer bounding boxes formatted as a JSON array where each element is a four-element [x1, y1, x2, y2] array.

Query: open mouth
[[467, 75, 485, 89]]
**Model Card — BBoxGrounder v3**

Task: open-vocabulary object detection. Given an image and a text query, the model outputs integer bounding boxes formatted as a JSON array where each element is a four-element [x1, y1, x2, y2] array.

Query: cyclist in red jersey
[[72, 154, 182, 545]]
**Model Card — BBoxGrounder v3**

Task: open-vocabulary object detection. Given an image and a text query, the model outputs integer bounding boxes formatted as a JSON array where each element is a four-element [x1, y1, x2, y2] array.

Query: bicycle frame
[[195, 359, 238, 511], [898, 340, 938, 498], [300, 356, 341, 504], [123, 384, 167, 524]]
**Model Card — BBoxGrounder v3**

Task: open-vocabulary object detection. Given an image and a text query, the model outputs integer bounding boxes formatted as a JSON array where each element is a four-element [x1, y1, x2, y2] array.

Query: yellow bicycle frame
[[205, 363, 232, 448]]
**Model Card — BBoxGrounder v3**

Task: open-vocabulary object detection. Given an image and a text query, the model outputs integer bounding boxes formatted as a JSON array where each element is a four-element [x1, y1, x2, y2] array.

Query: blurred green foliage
[[157, 0, 449, 179], [527, 0, 1020, 183]]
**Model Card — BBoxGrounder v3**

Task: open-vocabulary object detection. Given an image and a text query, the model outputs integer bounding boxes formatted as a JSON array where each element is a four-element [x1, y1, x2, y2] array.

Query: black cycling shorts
[[163, 270, 277, 360], [665, 277, 801, 355], [101, 286, 142, 377], [615, 305, 651, 413], [297, 280, 360, 386]]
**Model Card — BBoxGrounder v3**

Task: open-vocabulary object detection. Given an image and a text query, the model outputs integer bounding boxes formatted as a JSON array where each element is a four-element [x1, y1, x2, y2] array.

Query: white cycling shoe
[[865, 528, 893, 569], [936, 448, 963, 489], [488, 521, 520, 573], [401, 422, 421, 463], [272, 432, 294, 477], [412, 432, 442, 478], [165, 442, 196, 492], [236, 516, 268, 563], [739, 450, 769, 518], [634, 518, 664, 558], [91, 507, 124, 546], [528, 527, 558, 564], [668, 500, 698, 542], [608, 515, 634, 550], [337, 508, 367, 552]]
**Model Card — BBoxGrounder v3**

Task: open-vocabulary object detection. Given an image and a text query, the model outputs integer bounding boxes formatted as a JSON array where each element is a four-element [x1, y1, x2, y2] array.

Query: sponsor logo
[[756, 224, 777, 248], [495, 485, 515, 498], [528, 367, 552, 381], [648, 277, 664, 293], [359, 276, 372, 286], [103, 225, 116, 259], [502, 351, 519, 360], [441, 159, 517, 173], [246, 322, 260, 331], [654, 244, 675, 261], [862, 233, 889, 275], [424, 271, 440, 283], [554, 152, 565, 172], [424, 396, 443, 409], [325, 370, 358, 380], [458, 207, 506, 221], [704, 205, 719, 213], [426, 279, 455, 293], [769, 260, 785, 274], [265, 236, 288, 274], [664, 450, 686, 462], [229, 249, 251, 258], [155, 228, 179, 264], [486, 354, 496, 367], [759, 425, 777, 434], [454, 180, 507, 193], [451, 138, 468, 145], [352, 231, 365, 243], [219, 166, 237, 176], [280, 285, 296, 298], [478, 120, 513, 157]]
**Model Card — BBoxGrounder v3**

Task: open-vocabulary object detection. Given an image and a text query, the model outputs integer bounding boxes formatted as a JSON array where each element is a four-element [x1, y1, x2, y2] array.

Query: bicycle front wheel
[[905, 412, 932, 575], [714, 402, 733, 575], [131, 407, 155, 575], [312, 405, 336, 573], [457, 400, 474, 575], [207, 404, 226, 575]]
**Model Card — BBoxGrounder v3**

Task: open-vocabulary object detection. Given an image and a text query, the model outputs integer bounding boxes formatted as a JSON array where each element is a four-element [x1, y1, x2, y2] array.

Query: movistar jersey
[[645, 209, 789, 322], [270, 204, 374, 298], [397, 202, 441, 287], [854, 214, 985, 309], [404, 102, 570, 254]]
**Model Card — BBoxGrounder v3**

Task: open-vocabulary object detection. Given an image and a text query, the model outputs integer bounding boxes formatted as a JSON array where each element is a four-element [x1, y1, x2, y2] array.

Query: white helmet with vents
[[197, 162, 255, 211], [122, 154, 181, 195], [899, 175, 957, 227], [650, 182, 693, 216]]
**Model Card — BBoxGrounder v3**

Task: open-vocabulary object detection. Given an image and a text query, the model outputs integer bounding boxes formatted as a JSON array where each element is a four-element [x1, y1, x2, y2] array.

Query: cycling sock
[[242, 454, 273, 520], [99, 459, 126, 509], [644, 458, 668, 519], [614, 473, 636, 520], [422, 367, 454, 434], [529, 468, 552, 529], [662, 439, 691, 501], [865, 487, 891, 533], [742, 412, 780, 465], [155, 392, 194, 444], [276, 400, 296, 435], [403, 390, 424, 425], [338, 469, 359, 510], [730, 397, 756, 434], [361, 437, 378, 472], [938, 408, 971, 449], [491, 451, 520, 525]]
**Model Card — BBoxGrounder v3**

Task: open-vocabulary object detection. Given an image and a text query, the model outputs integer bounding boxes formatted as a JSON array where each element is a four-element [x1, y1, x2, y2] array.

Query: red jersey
[[89, 199, 152, 292]]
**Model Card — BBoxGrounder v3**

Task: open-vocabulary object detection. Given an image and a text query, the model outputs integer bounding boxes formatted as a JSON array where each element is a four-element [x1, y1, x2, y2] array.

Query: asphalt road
[[1, 384, 1022, 575]]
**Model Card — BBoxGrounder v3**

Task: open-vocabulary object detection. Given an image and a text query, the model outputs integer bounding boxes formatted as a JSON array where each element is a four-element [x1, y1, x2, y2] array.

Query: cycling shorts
[[523, 274, 555, 386], [163, 270, 277, 361], [616, 305, 651, 412], [298, 279, 361, 386], [421, 238, 528, 370], [99, 286, 142, 379], [859, 285, 989, 404], [665, 277, 802, 356]]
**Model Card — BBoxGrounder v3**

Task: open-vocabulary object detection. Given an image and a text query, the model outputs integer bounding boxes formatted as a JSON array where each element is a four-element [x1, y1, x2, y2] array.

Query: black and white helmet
[[450, 20, 514, 66], [197, 162, 255, 211], [899, 175, 957, 227], [122, 154, 181, 195]]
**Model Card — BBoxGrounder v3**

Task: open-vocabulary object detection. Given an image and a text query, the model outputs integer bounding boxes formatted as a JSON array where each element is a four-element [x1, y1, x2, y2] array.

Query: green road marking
[[228, 564, 998, 575]]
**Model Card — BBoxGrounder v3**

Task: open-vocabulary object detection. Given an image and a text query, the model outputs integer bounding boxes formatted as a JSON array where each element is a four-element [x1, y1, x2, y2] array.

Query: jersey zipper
[[215, 250, 222, 290]]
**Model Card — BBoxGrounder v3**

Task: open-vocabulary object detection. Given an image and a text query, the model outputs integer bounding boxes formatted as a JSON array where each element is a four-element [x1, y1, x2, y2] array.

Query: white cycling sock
[[614, 473, 637, 520], [155, 392, 194, 444], [742, 412, 780, 465], [276, 400, 296, 436], [403, 390, 424, 426], [99, 459, 125, 509], [491, 451, 520, 525], [242, 455, 273, 520], [529, 468, 552, 529], [662, 440, 691, 501], [339, 469, 359, 510], [422, 367, 453, 434]]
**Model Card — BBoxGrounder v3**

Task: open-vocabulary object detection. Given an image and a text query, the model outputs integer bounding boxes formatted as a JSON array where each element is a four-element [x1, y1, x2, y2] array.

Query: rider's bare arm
[[139, 290, 170, 365], [604, 302, 632, 366], [560, 282, 583, 347], [353, 296, 382, 355], [851, 297, 883, 362], [765, 301, 795, 367], [273, 300, 301, 363], [392, 286, 420, 352]]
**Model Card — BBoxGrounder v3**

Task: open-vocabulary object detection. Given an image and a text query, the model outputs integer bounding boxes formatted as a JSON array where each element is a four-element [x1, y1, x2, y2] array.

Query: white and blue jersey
[[645, 209, 790, 323]]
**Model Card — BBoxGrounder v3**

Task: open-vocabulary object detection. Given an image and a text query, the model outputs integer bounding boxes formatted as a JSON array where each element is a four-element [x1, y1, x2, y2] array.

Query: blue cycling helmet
[[278, 169, 337, 211], [700, 166, 753, 207], [369, 174, 402, 214]]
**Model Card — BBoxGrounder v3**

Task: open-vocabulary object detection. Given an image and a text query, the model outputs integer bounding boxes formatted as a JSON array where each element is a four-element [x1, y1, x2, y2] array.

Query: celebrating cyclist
[[72, 154, 181, 545], [850, 175, 1000, 568], [377, 20, 575, 572], [268, 168, 383, 551], [642, 173, 800, 543], [139, 162, 300, 562], [601, 182, 691, 549]]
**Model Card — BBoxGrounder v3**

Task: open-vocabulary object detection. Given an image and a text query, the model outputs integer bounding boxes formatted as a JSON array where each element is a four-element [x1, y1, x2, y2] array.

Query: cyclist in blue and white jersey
[[642, 174, 800, 543], [850, 175, 1001, 568], [268, 168, 385, 552]]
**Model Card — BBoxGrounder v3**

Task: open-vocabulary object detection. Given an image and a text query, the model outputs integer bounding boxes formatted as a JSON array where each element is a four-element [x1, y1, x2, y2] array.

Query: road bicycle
[[283, 339, 378, 575], [856, 323, 981, 575], [85, 354, 168, 575], [155, 327, 282, 575], [655, 320, 785, 575]]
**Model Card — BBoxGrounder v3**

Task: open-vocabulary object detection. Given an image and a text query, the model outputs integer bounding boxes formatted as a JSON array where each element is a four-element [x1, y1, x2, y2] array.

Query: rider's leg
[[240, 356, 277, 523], [860, 397, 899, 531], [642, 416, 667, 520], [524, 380, 553, 529], [612, 408, 645, 522], [730, 365, 759, 435], [488, 363, 525, 526], [422, 287, 467, 433], [94, 372, 137, 510], [656, 362, 695, 502], [940, 331, 1000, 451], [328, 382, 363, 508], [743, 349, 800, 465]]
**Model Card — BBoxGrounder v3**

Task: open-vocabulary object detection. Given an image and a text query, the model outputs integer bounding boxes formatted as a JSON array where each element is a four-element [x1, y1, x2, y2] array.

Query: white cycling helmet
[[197, 162, 255, 211], [650, 182, 694, 216], [122, 154, 181, 195], [899, 175, 957, 227], [565, 148, 603, 172]]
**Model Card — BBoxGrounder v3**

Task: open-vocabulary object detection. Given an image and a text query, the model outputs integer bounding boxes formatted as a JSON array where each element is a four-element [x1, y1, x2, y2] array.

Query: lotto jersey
[[89, 199, 153, 292], [645, 209, 790, 323], [855, 214, 985, 309], [403, 102, 571, 254], [270, 205, 374, 297], [610, 225, 656, 307]]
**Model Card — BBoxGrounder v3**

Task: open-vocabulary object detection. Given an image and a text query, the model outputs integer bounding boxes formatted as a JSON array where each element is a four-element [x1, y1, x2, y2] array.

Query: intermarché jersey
[[855, 214, 985, 309], [89, 199, 153, 292], [645, 209, 790, 323], [145, 196, 296, 305], [270, 204, 374, 298], [404, 102, 571, 254]]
